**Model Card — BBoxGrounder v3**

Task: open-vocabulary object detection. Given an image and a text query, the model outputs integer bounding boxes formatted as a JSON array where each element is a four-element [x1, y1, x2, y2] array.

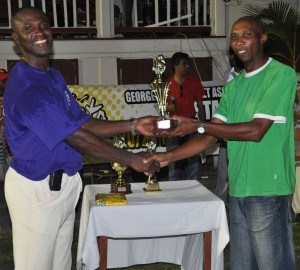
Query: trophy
[[110, 134, 132, 194], [143, 137, 161, 192], [150, 54, 177, 130]]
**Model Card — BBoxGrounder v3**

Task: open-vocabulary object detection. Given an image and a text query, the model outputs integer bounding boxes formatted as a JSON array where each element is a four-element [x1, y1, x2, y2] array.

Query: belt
[[49, 169, 64, 191]]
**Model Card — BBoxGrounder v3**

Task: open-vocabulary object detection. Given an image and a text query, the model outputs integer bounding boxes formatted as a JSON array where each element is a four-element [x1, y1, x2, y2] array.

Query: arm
[[146, 116, 273, 167], [80, 116, 159, 137], [65, 127, 160, 175], [145, 133, 217, 168], [170, 116, 273, 142]]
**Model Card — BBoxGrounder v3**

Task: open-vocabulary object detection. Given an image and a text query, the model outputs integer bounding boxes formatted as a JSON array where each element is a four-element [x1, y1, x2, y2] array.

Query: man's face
[[12, 9, 53, 60], [175, 58, 190, 75], [230, 19, 266, 69]]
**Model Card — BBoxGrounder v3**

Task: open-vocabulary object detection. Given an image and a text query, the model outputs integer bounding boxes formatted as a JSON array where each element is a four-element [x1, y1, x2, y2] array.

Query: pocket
[[34, 176, 55, 203]]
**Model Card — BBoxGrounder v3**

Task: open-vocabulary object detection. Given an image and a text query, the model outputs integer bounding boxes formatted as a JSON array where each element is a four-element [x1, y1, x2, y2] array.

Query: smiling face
[[230, 17, 268, 72], [11, 7, 53, 70]]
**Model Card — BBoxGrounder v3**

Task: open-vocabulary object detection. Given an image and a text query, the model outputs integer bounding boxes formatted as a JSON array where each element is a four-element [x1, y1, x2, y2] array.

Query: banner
[[68, 81, 224, 159], [202, 81, 224, 121]]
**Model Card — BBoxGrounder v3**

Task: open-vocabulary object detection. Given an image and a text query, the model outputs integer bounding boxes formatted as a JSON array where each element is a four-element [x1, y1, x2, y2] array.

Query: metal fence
[[0, 0, 209, 37], [1, 0, 95, 28]]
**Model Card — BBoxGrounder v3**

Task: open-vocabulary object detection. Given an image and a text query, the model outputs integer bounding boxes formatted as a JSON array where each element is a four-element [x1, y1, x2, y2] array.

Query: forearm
[[174, 117, 273, 142], [81, 118, 132, 137], [204, 118, 273, 142], [65, 127, 135, 166]]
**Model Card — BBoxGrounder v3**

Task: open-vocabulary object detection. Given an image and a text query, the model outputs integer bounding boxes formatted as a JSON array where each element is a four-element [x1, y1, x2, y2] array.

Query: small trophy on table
[[150, 54, 177, 131], [110, 134, 132, 194], [143, 137, 161, 192]]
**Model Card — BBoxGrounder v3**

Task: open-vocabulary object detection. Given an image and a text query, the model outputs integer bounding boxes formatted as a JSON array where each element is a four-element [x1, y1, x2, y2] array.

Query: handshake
[[129, 115, 202, 176]]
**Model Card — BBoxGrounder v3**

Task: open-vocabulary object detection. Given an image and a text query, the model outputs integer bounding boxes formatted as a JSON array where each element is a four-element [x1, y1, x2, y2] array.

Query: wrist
[[196, 121, 206, 134], [192, 119, 201, 132]]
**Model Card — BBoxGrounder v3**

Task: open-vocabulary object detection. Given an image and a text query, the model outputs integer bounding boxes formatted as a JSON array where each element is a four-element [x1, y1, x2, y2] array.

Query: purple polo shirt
[[4, 61, 91, 180]]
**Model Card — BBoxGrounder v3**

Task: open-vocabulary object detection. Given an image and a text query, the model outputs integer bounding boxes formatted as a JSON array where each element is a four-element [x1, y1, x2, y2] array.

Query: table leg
[[97, 232, 212, 270], [97, 236, 108, 270], [203, 231, 212, 270]]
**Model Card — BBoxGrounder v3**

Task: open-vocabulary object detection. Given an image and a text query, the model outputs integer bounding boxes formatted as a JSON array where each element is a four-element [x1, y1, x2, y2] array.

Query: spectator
[[166, 52, 205, 180], [0, 69, 12, 177]]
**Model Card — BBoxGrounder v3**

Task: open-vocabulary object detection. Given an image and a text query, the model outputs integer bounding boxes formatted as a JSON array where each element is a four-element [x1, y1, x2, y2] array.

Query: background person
[[214, 48, 243, 204], [0, 69, 12, 177], [4, 7, 159, 270], [146, 16, 297, 270], [166, 52, 205, 180]]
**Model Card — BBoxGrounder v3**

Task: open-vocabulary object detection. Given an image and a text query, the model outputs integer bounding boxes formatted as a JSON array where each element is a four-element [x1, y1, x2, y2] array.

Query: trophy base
[[156, 119, 178, 131], [143, 182, 162, 193], [111, 183, 132, 194]]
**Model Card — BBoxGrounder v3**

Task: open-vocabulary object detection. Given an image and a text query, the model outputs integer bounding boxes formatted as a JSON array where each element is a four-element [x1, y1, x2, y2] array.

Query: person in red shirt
[[0, 69, 12, 176], [166, 52, 205, 180]]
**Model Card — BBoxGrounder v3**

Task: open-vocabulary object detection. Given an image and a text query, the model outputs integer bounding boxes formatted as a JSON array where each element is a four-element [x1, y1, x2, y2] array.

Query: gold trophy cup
[[150, 54, 177, 131], [110, 134, 132, 194], [143, 137, 161, 192]]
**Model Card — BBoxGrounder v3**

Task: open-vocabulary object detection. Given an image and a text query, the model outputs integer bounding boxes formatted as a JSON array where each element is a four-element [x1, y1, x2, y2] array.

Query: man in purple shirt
[[4, 7, 159, 270]]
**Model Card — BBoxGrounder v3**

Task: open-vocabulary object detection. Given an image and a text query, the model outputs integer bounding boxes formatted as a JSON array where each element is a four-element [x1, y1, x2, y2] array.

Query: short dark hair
[[171, 52, 189, 67], [234, 16, 265, 35], [11, 6, 49, 31]]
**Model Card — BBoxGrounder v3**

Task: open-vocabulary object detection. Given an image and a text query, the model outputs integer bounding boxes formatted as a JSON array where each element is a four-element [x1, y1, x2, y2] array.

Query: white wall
[[0, 37, 228, 85]]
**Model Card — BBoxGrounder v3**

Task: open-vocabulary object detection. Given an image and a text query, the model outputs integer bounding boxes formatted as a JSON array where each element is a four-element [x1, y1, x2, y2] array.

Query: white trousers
[[4, 167, 82, 270], [292, 166, 300, 214]]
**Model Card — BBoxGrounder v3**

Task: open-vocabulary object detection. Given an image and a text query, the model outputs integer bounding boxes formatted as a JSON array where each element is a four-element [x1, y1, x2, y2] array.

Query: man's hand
[[130, 152, 160, 176], [143, 152, 171, 168], [134, 116, 160, 136], [169, 116, 200, 137]]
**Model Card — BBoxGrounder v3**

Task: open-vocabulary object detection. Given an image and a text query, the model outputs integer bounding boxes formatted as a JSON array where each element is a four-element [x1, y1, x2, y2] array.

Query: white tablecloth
[[76, 180, 229, 270]]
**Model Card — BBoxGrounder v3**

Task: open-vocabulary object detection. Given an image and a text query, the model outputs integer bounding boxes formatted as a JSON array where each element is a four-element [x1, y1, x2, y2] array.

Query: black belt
[[49, 169, 64, 191]]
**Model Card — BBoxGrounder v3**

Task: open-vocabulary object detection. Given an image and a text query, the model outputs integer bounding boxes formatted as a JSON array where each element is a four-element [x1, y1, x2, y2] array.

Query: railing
[[126, 0, 208, 27], [1, 0, 95, 28], [0, 0, 210, 39]]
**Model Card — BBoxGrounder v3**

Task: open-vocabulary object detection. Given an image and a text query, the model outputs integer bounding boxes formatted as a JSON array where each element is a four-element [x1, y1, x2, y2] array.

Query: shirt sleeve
[[254, 66, 297, 123], [213, 83, 229, 122], [15, 84, 91, 150]]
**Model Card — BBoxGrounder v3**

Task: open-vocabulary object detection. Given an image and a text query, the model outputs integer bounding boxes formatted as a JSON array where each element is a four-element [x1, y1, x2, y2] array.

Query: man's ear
[[11, 32, 19, 44], [260, 34, 267, 45]]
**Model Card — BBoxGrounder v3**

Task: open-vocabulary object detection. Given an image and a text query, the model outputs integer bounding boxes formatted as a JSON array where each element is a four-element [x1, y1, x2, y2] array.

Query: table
[[76, 180, 229, 270]]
